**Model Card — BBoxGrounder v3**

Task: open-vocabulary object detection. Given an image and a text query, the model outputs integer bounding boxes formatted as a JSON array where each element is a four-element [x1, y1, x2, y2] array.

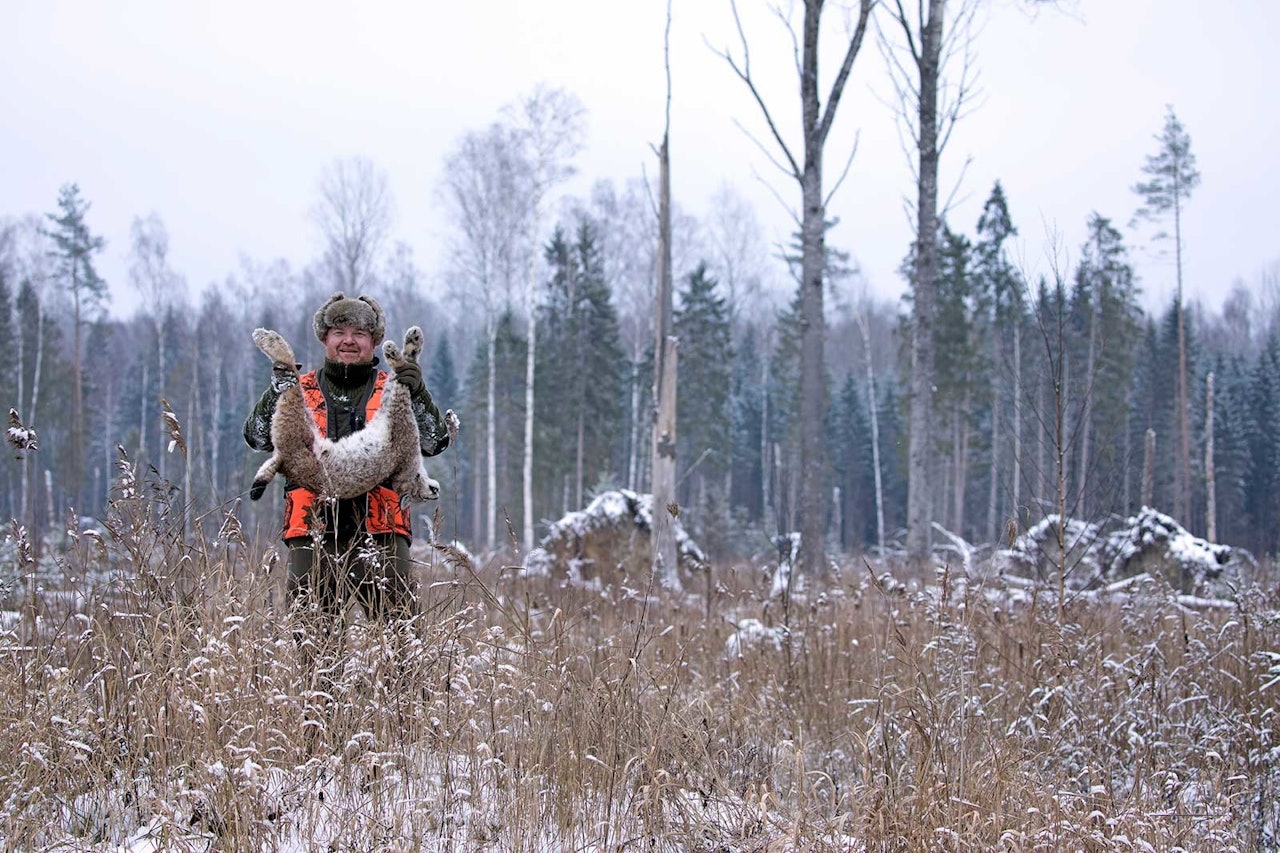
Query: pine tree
[[43, 184, 109, 508], [1133, 106, 1201, 524]]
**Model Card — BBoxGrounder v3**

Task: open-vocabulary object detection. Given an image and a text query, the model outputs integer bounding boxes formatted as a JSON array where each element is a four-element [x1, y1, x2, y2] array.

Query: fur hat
[[313, 292, 386, 344]]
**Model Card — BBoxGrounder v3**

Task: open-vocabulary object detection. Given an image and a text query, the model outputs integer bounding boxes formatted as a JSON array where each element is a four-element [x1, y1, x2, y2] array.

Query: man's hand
[[394, 361, 425, 394], [270, 363, 299, 394], [445, 409, 461, 440]]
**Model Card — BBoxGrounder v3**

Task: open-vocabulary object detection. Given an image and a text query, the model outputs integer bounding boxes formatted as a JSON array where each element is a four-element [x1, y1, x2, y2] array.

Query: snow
[[724, 617, 788, 657], [524, 489, 706, 582], [995, 507, 1251, 596]]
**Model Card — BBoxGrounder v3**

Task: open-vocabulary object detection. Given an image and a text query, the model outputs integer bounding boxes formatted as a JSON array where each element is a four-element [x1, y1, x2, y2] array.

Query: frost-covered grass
[[1, 486, 1278, 849]]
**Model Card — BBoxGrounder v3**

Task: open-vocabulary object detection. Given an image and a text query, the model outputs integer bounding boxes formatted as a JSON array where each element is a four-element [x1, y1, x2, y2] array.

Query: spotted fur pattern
[[249, 326, 439, 504]]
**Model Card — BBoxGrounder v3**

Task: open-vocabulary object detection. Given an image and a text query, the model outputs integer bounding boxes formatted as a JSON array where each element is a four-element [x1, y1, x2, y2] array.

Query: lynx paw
[[383, 339, 402, 367], [253, 328, 296, 371], [402, 326, 423, 361]]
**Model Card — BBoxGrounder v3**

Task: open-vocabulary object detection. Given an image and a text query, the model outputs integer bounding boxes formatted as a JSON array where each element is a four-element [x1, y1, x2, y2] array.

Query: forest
[[6, 3, 1280, 848], [0, 132, 1275, 565]]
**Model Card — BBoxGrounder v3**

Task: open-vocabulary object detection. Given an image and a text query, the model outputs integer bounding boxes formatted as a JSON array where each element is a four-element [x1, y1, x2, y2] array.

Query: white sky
[[4, 0, 1277, 320]]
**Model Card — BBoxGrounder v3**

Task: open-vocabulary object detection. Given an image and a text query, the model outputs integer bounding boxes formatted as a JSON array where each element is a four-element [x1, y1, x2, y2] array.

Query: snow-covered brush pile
[[996, 507, 1252, 597], [525, 488, 706, 586]]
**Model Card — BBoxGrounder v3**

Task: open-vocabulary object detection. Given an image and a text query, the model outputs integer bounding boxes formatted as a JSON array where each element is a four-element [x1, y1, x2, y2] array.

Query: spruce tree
[[673, 262, 733, 541], [428, 335, 459, 414], [1245, 331, 1280, 555], [729, 322, 765, 525]]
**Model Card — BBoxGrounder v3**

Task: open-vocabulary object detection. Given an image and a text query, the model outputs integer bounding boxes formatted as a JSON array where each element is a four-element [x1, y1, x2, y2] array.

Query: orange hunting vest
[[281, 370, 413, 540]]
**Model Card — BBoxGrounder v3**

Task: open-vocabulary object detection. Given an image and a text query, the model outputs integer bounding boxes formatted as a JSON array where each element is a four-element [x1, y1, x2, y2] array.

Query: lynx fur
[[249, 326, 439, 504]]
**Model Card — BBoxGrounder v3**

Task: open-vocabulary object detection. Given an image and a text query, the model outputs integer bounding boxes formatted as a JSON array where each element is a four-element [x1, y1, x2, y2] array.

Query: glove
[[445, 409, 461, 440], [394, 361, 425, 394], [270, 362, 299, 394]]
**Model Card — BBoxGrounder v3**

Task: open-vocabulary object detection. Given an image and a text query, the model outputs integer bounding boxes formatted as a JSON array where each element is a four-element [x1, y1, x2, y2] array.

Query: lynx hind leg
[[250, 456, 280, 501], [252, 328, 296, 371]]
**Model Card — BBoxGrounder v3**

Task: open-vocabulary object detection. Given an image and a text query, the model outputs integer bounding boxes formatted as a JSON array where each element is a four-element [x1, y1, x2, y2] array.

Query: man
[[244, 293, 451, 627]]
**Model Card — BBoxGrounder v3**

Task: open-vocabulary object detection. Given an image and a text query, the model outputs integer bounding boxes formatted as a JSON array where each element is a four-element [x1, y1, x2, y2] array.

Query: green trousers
[[286, 532, 417, 623]]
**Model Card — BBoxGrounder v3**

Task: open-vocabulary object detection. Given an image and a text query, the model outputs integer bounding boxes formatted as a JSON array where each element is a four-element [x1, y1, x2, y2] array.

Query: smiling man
[[243, 292, 451, 662]]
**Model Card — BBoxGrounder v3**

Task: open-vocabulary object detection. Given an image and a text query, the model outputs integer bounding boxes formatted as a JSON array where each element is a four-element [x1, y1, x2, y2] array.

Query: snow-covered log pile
[[525, 489, 706, 585], [995, 507, 1253, 596]]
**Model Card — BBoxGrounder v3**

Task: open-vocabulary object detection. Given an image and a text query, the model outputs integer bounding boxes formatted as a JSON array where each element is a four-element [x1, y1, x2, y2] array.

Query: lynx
[[248, 326, 439, 505]]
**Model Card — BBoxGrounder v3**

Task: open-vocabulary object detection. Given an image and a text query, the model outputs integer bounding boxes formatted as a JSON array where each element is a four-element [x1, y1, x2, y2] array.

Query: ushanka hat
[[313, 292, 386, 344]]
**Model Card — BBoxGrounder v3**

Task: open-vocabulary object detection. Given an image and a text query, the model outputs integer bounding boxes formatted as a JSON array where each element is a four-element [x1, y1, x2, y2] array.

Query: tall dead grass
[[0, 470, 1277, 850]]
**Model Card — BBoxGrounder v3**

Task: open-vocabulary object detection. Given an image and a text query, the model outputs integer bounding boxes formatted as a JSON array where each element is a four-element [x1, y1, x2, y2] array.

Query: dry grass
[[1, 474, 1278, 850]]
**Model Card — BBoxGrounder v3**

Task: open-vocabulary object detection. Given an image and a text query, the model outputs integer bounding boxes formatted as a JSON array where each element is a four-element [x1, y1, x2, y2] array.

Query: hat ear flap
[[314, 292, 346, 342], [357, 295, 386, 343]]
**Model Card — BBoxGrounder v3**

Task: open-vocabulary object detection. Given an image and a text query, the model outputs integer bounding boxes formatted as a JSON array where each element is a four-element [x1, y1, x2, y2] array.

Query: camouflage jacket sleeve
[[243, 384, 280, 451], [411, 385, 450, 457]]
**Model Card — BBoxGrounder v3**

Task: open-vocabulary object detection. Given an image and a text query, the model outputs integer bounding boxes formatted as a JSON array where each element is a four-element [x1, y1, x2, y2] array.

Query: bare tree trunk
[[575, 404, 584, 510], [650, 136, 679, 572], [798, 154, 827, 576], [1122, 410, 1131, 513], [1012, 319, 1022, 527], [987, 378, 1000, 544], [650, 7, 679, 589], [1205, 371, 1216, 541], [628, 361, 642, 490], [760, 352, 771, 523], [855, 310, 885, 553], [1142, 428, 1156, 509], [957, 391, 971, 535], [24, 299, 45, 528], [652, 336, 679, 587], [486, 322, 497, 551], [905, 0, 945, 566], [1175, 199, 1190, 524], [138, 364, 148, 461], [71, 286, 84, 505], [156, 315, 167, 483], [1077, 287, 1101, 517], [523, 252, 537, 554], [721, 0, 873, 576], [209, 357, 223, 503], [184, 360, 195, 540]]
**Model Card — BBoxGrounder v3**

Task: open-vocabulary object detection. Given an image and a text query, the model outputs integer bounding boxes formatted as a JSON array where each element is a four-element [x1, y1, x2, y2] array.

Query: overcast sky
[[4, 0, 1277, 320]]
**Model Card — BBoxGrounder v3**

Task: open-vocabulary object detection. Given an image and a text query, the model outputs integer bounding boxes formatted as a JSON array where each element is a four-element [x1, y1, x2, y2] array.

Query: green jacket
[[244, 357, 450, 540], [244, 356, 450, 457]]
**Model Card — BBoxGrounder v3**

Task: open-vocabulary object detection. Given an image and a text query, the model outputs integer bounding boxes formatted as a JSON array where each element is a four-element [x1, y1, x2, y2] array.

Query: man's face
[[324, 325, 376, 365]]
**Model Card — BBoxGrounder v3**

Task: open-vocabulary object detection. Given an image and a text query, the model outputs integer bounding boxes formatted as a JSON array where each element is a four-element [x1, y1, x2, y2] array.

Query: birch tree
[[504, 85, 585, 555], [442, 125, 530, 550], [129, 212, 186, 480], [719, 0, 875, 577], [312, 156, 394, 293]]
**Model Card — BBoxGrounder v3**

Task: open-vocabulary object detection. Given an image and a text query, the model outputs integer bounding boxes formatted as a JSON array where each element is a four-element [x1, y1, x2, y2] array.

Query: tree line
[[2, 159, 1278, 562]]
